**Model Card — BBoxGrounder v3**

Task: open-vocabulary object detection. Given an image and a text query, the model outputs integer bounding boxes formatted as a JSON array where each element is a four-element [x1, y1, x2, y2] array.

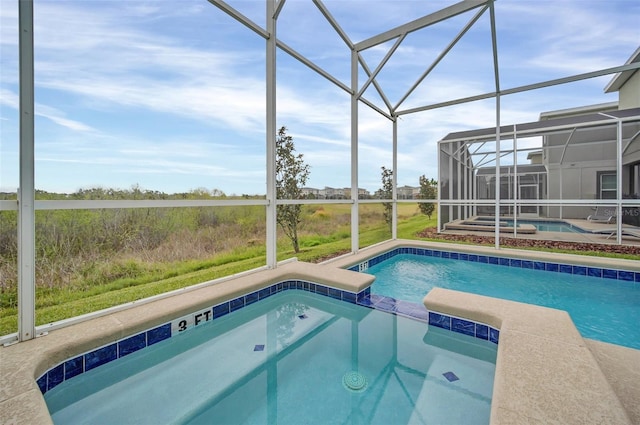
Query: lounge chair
[[602, 227, 640, 240], [587, 207, 616, 224]]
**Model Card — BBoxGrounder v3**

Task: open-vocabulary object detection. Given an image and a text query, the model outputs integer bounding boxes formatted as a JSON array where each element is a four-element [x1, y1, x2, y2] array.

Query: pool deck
[[442, 217, 640, 246], [1, 240, 639, 424]]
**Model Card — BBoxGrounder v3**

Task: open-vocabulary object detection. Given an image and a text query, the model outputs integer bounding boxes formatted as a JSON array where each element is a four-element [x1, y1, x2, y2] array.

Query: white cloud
[[1, 0, 636, 194], [497, 1, 639, 76], [36, 104, 96, 132], [0, 88, 18, 109]]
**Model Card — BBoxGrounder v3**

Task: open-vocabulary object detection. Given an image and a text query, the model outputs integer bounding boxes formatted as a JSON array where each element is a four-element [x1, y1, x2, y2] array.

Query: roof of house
[[476, 164, 547, 175], [439, 107, 640, 144], [604, 46, 640, 93]]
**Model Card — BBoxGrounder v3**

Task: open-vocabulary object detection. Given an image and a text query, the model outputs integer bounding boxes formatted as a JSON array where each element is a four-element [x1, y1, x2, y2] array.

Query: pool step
[[423, 287, 633, 425]]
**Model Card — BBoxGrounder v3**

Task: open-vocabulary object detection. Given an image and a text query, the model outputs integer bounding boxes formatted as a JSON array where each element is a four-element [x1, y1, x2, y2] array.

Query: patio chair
[[602, 227, 640, 240], [587, 206, 616, 224]]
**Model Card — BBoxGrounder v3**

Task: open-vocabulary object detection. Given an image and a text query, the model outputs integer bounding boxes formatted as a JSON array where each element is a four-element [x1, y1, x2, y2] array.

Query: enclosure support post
[[437, 143, 442, 232], [470, 144, 476, 218], [616, 120, 623, 244], [494, 94, 501, 249], [448, 144, 454, 226], [513, 125, 518, 236], [490, 1, 501, 250], [465, 147, 471, 219], [18, 0, 36, 341], [265, 0, 277, 268], [392, 117, 398, 240], [350, 49, 359, 254]]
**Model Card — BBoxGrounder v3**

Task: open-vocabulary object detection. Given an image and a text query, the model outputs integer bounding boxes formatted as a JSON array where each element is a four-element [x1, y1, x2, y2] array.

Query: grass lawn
[[1, 203, 637, 336]]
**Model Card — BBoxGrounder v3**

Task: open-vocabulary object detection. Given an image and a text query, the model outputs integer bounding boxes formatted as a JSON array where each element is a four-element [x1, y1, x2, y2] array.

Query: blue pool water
[[368, 254, 640, 349], [476, 217, 587, 233], [506, 219, 588, 233], [45, 291, 497, 425]]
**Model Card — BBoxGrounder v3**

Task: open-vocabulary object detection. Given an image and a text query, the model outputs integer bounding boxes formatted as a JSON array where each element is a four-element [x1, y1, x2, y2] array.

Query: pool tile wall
[[427, 311, 500, 344], [37, 273, 499, 397], [348, 246, 640, 283], [355, 292, 500, 344], [36, 280, 367, 395]]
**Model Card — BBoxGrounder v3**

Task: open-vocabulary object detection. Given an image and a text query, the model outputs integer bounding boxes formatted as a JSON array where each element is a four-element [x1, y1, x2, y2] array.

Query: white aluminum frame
[[7, 0, 639, 343]]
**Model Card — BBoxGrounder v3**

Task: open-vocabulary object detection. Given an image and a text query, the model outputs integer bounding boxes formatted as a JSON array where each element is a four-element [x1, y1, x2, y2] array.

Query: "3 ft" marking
[[171, 308, 213, 334]]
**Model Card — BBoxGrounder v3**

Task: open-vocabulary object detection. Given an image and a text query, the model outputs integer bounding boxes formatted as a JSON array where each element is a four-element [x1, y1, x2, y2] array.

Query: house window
[[598, 172, 617, 199]]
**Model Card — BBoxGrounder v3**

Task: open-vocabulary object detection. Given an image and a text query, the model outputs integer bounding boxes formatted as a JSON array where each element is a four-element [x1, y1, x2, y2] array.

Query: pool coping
[[445, 219, 538, 234], [1, 240, 638, 424]]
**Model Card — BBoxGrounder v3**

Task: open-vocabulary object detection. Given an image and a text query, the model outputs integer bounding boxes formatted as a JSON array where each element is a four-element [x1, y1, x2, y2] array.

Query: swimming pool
[[474, 217, 588, 233], [43, 291, 497, 425], [506, 219, 588, 233], [360, 249, 640, 350]]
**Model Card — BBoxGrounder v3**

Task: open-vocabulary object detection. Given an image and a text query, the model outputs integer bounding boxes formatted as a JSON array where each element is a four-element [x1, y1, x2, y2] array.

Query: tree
[[418, 175, 437, 219], [380, 166, 393, 231], [276, 126, 310, 253]]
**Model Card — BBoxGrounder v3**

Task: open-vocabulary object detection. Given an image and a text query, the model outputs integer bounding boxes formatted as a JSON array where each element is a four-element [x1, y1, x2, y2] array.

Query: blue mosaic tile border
[[36, 280, 368, 396], [427, 311, 499, 344], [348, 246, 640, 283], [355, 293, 498, 344]]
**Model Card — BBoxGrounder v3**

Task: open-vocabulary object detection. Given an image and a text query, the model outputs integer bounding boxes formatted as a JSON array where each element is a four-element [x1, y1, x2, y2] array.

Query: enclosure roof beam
[[475, 150, 512, 168], [397, 62, 640, 116], [501, 63, 640, 96], [623, 130, 640, 155], [393, 4, 488, 112], [358, 53, 393, 112], [558, 128, 577, 165], [357, 34, 406, 99], [360, 96, 394, 121], [600, 112, 640, 156], [451, 147, 482, 167], [313, 0, 354, 50], [276, 40, 352, 94], [471, 141, 487, 155], [354, 0, 488, 51], [273, 0, 286, 19], [453, 142, 468, 158], [207, 0, 269, 39], [399, 92, 496, 116], [545, 138, 632, 150]]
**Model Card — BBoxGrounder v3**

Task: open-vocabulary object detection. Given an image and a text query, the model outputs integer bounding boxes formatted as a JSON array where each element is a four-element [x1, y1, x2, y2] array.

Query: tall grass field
[[0, 201, 434, 336]]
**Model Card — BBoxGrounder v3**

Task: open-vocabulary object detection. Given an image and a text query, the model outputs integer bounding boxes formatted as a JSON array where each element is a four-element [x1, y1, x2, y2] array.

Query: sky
[[0, 0, 639, 196]]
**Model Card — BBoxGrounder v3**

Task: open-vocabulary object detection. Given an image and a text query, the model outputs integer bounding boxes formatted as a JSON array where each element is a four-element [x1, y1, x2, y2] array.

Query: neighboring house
[[302, 187, 371, 199], [301, 187, 320, 198], [397, 185, 420, 199], [357, 188, 371, 198], [320, 186, 346, 199], [438, 47, 640, 224]]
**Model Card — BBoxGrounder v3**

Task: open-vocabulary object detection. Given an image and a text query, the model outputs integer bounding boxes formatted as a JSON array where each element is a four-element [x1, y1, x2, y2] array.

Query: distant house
[[397, 185, 420, 199], [357, 188, 371, 198], [319, 186, 344, 199], [438, 47, 640, 224], [300, 187, 320, 198], [305, 186, 371, 199]]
